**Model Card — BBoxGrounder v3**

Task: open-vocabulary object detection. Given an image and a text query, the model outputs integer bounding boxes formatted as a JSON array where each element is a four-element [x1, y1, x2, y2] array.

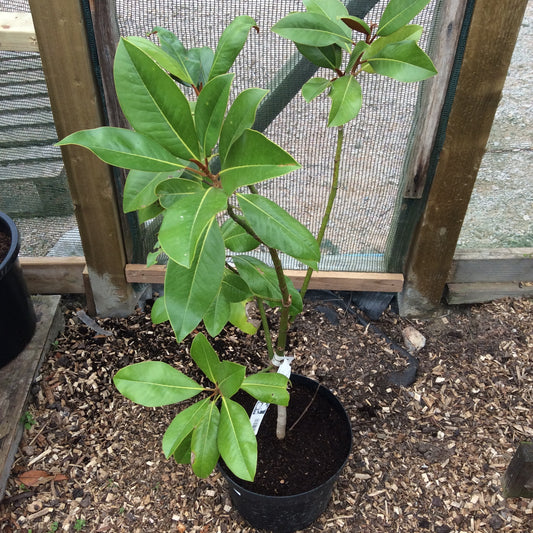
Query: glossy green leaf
[[219, 88, 268, 163], [190, 332, 221, 383], [185, 46, 214, 88], [228, 301, 258, 335], [114, 361, 203, 407], [209, 15, 258, 80], [115, 39, 200, 160], [203, 288, 231, 337], [296, 42, 342, 69], [221, 270, 253, 303], [162, 398, 210, 457], [218, 398, 257, 481], [328, 75, 362, 127], [158, 187, 227, 268], [272, 12, 352, 48], [124, 35, 193, 85], [191, 401, 220, 478], [164, 221, 225, 341], [303, 0, 349, 25], [221, 218, 260, 252], [214, 361, 246, 398], [220, 129, 300, 195], [195, 73, 234, 156], [237, 193, 320, 269], [301, 77, 331, 102], [362, 25, 423, 73], [233, 256, 282, 302], [146, 244, 163, 268], [346, 41, 370, 72], [156, 177, 206, 209], [138, 202, 164, 224], [240, 373, 290, 405], [365, 40, 437, 82], [123, 170, 181, 213], [151, 295, 169, 324], [173, 432, 193, 464], [57, 127, 188, 172], [341, 15, 371, 36], [287, 282, 304, 317], [378, 0, 431, 36]]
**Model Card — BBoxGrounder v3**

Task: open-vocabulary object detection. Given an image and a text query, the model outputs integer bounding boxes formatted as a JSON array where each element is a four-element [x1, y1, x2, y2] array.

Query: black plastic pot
[[0, 211, 36, 367], [220, 373, 352, 533]]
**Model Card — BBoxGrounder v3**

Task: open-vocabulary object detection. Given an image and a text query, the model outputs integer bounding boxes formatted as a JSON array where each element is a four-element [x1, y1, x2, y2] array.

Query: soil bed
[[0, 295, 532, 532]]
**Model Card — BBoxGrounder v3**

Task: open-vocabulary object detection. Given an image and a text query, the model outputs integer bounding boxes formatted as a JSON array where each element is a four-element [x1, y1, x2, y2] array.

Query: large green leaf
[[220, 129, 300, 195], [213, 361, 246, 398], [221, 270, 253, 302], [164, 221, 225, 341], [124, 35, 193, 85], [296, 43, 343, 69], [365, 40, 437, 82], [209, 15, 258, 80], [195, 73, 234, 156], [191, 401, 220, 478], [151, 295, 169, 324], [114, 361, 203, 407], [219, 398, 257, 481], [162, 398, 210, 457], [158, 187, 227, 268], [156, 177, 206, 209], [346, 41, 370, 72], [221, 218, 260, 252], [203, 288, 231, 337], [272, 12, 352, 48], [115, 39, 200, 160], [228, 301, 259, 335], [237, 193, 320, 269], [173, 432, 193, 464], [57, 127, 188, 172], [328, 75, 362, 126], [378, 0, 431, 36], [233, 256, 282, 302], [190, 333, 221, 384], [123, 170, 182, 213], [240, 373, 290, 405], [362, 25, 423, 73], [219, 88, 268, 163], [184, 46, 214, 88], [302, 77, 331, 102], [303, 0, 349, 23]]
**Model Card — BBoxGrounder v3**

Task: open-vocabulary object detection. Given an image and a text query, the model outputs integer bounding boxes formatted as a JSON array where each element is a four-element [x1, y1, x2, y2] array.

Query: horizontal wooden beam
[[445, 281, 533, 305], [125, 264, 404, 293], [449, 248, 533, 283], [0, 12, 37, 52], [20, 257, 86, 294]]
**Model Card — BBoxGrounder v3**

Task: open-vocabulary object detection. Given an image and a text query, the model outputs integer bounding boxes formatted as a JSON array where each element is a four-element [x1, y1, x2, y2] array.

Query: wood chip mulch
[[0, 295, 532, 532]]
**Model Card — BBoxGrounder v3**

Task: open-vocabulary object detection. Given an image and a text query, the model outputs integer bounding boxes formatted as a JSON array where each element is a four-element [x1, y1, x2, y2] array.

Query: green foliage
[[73, 519, 86, 531], [21, 411, 36, 431], [273, 0, 436, 126], [115, 333, 289, 480]]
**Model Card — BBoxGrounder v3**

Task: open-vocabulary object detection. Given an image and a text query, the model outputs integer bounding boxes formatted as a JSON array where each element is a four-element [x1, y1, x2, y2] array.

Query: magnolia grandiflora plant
[[57, 0, 436, 483]]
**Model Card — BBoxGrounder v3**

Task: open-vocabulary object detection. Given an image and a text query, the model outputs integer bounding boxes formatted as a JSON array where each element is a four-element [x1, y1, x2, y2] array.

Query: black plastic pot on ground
[[0, 211, 36, 367], [220, 373, 352, 533]]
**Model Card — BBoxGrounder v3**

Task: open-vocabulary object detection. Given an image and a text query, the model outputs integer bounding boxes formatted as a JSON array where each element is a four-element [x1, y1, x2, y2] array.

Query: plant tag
[[249, 357, 293, 434]]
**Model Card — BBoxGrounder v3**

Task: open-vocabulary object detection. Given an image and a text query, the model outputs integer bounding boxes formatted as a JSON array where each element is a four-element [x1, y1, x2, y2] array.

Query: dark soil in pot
[[0, 229, 10, 262], [224, 376, 352, 497]]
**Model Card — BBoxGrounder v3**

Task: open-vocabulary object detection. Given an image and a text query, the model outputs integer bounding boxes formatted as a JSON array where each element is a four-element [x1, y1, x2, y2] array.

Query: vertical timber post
[[398, 0, 529, 316], [28, 0, 138, 316]]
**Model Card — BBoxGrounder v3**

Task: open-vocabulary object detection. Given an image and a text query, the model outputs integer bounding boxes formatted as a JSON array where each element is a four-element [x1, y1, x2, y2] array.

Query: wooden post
[[398, 0, 529, 316], [502, 442, 533, 498], [28, 0, 138, 316]]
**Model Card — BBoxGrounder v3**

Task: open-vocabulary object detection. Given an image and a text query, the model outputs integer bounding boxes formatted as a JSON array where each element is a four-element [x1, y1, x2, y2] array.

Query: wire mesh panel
[[0, 0, 79, 257], [115, 0, 441, 272]]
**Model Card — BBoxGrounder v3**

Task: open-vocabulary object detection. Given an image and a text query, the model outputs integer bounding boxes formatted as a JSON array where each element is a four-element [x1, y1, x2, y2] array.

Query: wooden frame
[[125, 264, 404, 293], [398, 0, 529, 315], [0, 12, 37, 52], [28, 0, 138, 316]]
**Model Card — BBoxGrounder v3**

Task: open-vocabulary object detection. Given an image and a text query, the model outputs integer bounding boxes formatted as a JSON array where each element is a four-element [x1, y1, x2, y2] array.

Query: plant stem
[[268, 247, 291, 357], [299, 124, 345, 301], [257, 297, 275, 361]]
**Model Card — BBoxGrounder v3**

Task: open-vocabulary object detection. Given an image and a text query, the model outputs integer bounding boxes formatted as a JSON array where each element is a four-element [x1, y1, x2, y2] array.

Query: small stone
[[402, 326, 426, 352], [488, 514, 505, 530]]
